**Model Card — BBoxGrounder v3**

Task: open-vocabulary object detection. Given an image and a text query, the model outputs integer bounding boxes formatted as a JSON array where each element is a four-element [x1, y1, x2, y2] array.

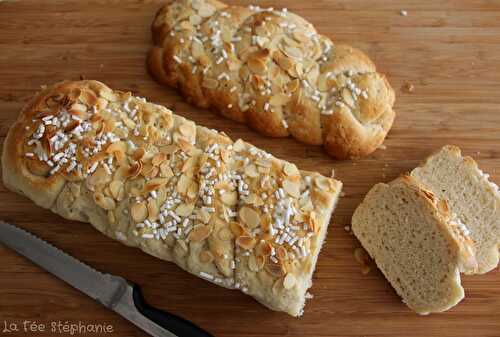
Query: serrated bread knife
[[0, 221, 213, 337]]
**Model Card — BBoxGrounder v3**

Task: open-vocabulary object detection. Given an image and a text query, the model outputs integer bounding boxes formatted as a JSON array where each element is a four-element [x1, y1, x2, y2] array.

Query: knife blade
[[0, 221, 213, 337]]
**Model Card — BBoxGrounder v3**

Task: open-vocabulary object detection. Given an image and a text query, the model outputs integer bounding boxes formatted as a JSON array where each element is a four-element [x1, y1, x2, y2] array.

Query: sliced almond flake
[[147, 199, 159, 220], [269, 93, 290, 107], [94, 192, 116, 210], [255, 241, 273, 257], [159, 161, 174, 178], [187, 181, 199, 199], [239, 207, 261, 229], [109, 180, 125, 201], [244, 193, 264, 207], [191, 40, 205, 59], [189, 225, 212, 242], [277, 246, 288, 261], [248, 254, 262, 272], [179, 121, 196, 138], [309, 211, 320, 234], [176, 203, 195, 217], [99, 88, 119, 102], [247, 57, 267, 75], [283, 273, 296, 289], [217, 227, 234, 241], [236, 235, 256, 250], [182, 156, 197, 173], [131, 202, 148, 223], [88, 166, 112, 187], [145, 177, 169, 192], [292, 31, 309, 43], [230, 222, 246, 237], [198, 3, 215, 17], [199, 250, 214, 264], [244, 164, 259, 178], [255, 158, 271, 168], [79, 89, 98, 106], [189, 14, 202, 25], [283, 162, 299, 176], [70, 103, 88, 115], [151, 153, 167, 166], [282, 45, 303, 59], [315, 176, 331, 191], [202, 78, 219, 89], [132, 147, 146, 161], [283, 179, 300, 198], [265, 261, 284, 277], [197, 208, 211, 224], [286, 79, 300, 93], [177, 174, 191, 195], [272, 278, 282, 294], [221, 191, 238, 206], [233, 139, 246, 152]]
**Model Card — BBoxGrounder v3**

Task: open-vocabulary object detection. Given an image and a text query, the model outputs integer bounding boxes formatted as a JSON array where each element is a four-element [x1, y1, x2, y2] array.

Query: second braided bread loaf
[[148, 0, 395, 159]]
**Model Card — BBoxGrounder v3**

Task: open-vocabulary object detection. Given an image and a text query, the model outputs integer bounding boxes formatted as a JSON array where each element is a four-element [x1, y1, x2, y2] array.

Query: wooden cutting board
[[1, 0, 499, 336]]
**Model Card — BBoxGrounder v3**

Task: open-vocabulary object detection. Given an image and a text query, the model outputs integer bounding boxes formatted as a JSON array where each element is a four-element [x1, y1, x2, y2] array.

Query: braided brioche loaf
[[2, 80, 342, 316], [148, 0, 396, 159]]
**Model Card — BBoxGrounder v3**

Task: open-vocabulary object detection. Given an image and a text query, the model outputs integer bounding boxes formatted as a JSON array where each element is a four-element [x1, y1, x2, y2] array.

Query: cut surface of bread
[[1, 80, 342, 317], [352, 176, 476, 315], [148, 0, 395, 159], [411, 145, 500, 274]]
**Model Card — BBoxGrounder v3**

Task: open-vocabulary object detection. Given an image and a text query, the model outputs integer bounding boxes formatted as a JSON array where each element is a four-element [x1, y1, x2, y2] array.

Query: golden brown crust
[[2, 80, 342, 317], [148, 0, 396, 159]]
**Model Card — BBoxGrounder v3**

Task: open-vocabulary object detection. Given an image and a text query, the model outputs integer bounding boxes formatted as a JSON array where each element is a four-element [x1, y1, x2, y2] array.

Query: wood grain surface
[[1, 1, 500, 336]]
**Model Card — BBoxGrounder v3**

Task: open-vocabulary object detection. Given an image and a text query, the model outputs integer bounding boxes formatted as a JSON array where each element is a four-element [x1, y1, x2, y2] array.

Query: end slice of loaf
[[352, 176, 477, 315], [411, 145, 500, 274]]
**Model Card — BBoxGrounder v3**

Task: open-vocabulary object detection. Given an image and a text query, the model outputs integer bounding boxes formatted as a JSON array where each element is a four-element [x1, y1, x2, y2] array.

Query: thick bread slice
[[1, 80, 342, 317], [148, 0, 395, 159], [411, 145, 500, 274], [352, 176, 477, 315]]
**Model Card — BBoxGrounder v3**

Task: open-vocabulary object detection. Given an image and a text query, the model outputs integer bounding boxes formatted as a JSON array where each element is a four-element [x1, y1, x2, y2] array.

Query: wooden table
[[1, 1, 499, 336]]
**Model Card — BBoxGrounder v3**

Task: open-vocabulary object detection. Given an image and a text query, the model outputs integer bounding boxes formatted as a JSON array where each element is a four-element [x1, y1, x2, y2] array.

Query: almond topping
[[94, 192, 116, 210], [131, 202, 148, 223], [145, 177, 170, 192], [248, 254, 264, 272], [283, 179, 300, 198], [247, 57, 267, 75], [198, 3, 215, 17], [221, 191, 238, 206], [199, 250, 214, 264], [175, 203, 195, 217], [189, 225, 212, 242], [217, 227, 234, 241], [132, 147, 146, 161], [230, 222, 246, 237], [151, 153, 167, 166], [239, 207, 261, 229], [147, 199, 159, 220], [283, 162, 299, 176], [244, 164, 259, 178], [265, 261, 284, 277], [109, 180, 125, 201], [202, 78, 219, 89], [236, 235, 256, 250]]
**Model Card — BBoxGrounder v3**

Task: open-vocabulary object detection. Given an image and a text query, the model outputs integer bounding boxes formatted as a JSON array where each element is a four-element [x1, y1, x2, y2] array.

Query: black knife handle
[[132, 285, 214, 337]]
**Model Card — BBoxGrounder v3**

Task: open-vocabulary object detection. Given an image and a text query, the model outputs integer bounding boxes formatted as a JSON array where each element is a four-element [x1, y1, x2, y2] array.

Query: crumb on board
[[402, 82, 415, 93], [378, 144, 387, 150], [400, 9, 408, 16]]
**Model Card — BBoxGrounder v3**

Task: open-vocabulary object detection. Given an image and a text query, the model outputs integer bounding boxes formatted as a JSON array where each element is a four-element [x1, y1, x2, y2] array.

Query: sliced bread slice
[[352, 176, 477, 314], [411, 145, 500, 274]]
